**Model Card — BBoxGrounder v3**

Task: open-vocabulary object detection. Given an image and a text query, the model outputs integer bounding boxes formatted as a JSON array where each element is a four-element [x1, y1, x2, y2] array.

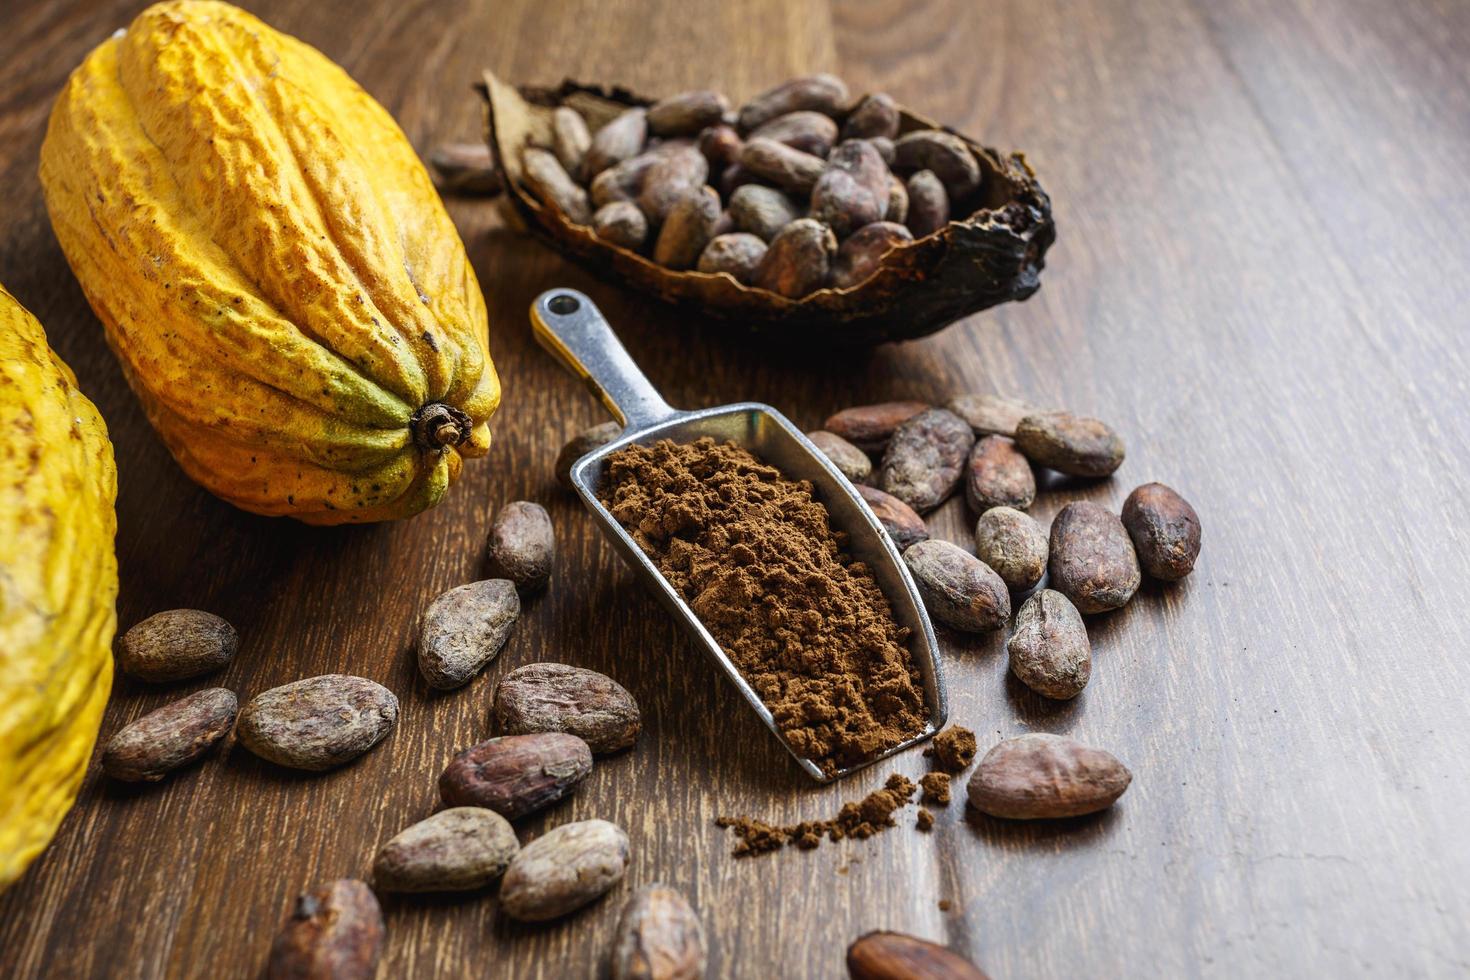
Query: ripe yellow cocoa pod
[[40, 1, 500, 524], [0, 285, 117, 890]]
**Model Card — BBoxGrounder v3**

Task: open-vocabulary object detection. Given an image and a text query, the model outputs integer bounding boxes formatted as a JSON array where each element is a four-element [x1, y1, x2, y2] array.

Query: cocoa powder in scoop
[[599, 438, 926, 775]]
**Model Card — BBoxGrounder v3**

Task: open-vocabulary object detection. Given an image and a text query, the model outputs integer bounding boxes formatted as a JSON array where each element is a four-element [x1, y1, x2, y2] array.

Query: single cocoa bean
[[417, 579, 520, 690], [885, 175, 908, 224], [1048, 501, 1141, 613], [102, 688, 237, 782], [429, 142, 501, 196], [551, 106, 592, 177], [811, 139, 892, 237], [964, 435, 1036, 512], [1008, 590, 1090, 699], [1014, 411, 1125, 478], [831, 221, 912, 289], [594, 201, 650, 251], [654, 187, 723, 269], [372, 807, 519, 893], [870, 136, 896, 165], [494, 663, 641, 754], [842, 93, 900, 140], [648, 90, 731, 137], [557, 421, 623, 489], [902, 539, 1010, 632], [737, 73, 850, 132], [499, 819, 630, 922], [697, 124, 743, 171], [719, 162, 759, 198], [637, 145, 711, 224], [878, 408, 975, 513], [806, 430, 873, 484], [738, 137, 826, 196], [967, 733, 1131, 819], [945, 393, 1036, 437], [697, 232, 768, 283], [973, 506, 1047, 592], [610, 883, 707, 980], [1122, 482, 1202, 581], [824, 401, 929, 452], [905, 170, 950, 237], [592, 151, 665, 207], [438, 732, 593, 819], [119, 609, 237, 683], [847, 931, 990, 980], [749, 110, 839, 157], [752, 218, 836, 297], [486, 500, 555, 593], [857, 484, 930, 551], [585, 107, 649, 178], [893, 130, 982, 198], [521, 147, 591, 224], [238, 675, 398, 771], [728, 185, 802, 242], [266, 879, 382, 980]]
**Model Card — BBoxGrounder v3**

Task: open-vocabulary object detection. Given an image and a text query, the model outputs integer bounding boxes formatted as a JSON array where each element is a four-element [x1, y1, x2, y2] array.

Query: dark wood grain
[[3, 0, 1469, 976]]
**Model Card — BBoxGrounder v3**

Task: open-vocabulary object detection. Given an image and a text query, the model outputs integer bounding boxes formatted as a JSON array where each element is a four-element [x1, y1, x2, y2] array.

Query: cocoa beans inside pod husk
[[480, 71, 1054, 345]]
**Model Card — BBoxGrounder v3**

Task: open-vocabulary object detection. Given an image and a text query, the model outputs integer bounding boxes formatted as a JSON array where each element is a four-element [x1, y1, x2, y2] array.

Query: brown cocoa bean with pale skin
[[697, 124, 743, 171], [429, 142, 501, 196], [1008, 589, 1090, 699], [967, 733, 1130, 819], [878, 408, 975, 513], [654, 187, 723, 269], [806, 430, 873, 484], [1048, 501, 1141, 613], [551, 106, 592, 177], [372, 807, 519, 893], [905, 170, 950, 237], [857, 485, 929, 551], [728, 184, 802, 242], [439, 733, 593, 819], [1014, 411, 1126, 478], [494, 663, 641, 754], [964, 435, 1036, 512], [824, 401, 930, 452], [1122, 482, 1202, 581], [637, 145, 711, 224], [893, 130, 982, 198], [486, 500, 555, 593], [697, 233, 768, 283], [611, 884, 707, 980], [946, 393, 1036, 437], [902, 539, 1010, 632], [974, 506, 1047, 592], [737, 73, 850, 132], [102, 688, 237, 782], [885, 175, 908, 224], [417, 579, 520, 690], [239, 675, 398, 771], [831, 221, 912, 289], [738, 138, 826, 196], [749, 110, 839, 157], [267, 879, 383, 980], [847, 931, 990, 980], [647, 90, 731, 137], [593, 201, 650, 251], [522, 147, 591, 224], [585, 107, 648, 178], [811, 139, 892, 237], [119, 609, 237, 683], [557, 421, 623, 489], [842, 93, 901, 141], [752, 218, 835, 297], [499, 819, 630, 922]]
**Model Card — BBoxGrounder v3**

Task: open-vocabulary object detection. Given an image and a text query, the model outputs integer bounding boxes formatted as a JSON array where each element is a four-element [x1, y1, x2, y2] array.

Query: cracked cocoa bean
[[610, 884, 707, 980], [902, 539, 1010, 632], [832, 221, 912, 289], [522, 147, 591, 224], [266, 879, 382, 980], [638, 145, 711, 224], [585, 107, 649, 178], [647, 90, 731, 137], [738, 138, 826, 196], [494, 663, 641, 754], [1008, 589, 1090, 699], [1048, 501, 1141, 613], [964, 435, 1036, 512], [807, 430, 873, 484], [102, 688, 237, 782], [946, 393, 1036, 438], [878, 408, 975, 513], [594, 201, 650, 251], [1014, 411, 1125, 478], [973, 506, 1047, 593], [905, 170, 950, 237], [499, 819, 630, 922], [728, 184, 802, 242], [737, 73, 850, 132], [697, 232, 768, 283], [238, 675, 398, 771], [552, 106, 592, 177], [811, 139, 891, 237], [752, 218, 835, 297], [438, 732, 593, 819], [654, 187, 723, 269], [857, 484, 930, 551], [824, 401, 929, 452], [372, 807, 519, 893], [841, 93, 900, 141], [119, 608, 237, 682], [1122, 482, 1202, 581], [749, 110, 839, 157], [893, 130, 982, 198], [486, 500, 555, 593], [557, 421, 623, 489], [847, 931, 990, 980], [417, 579, 520, 690], [967, 733, 1130, 819]]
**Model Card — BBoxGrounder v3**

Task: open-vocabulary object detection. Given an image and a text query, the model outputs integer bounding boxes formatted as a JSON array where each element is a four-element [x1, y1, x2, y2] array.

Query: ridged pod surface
[[40, 1, 500, 523], [0, 286, 118, 889]]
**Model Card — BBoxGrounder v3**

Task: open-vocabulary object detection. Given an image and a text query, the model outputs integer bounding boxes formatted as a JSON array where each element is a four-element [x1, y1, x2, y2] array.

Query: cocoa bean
[[551, 106, 592, 177], [878, 408, 975, 513], [647, 90, 731, 137], [737, 73, 850, 132], [945, 393, 1036, 437], [831, 221, 912, 289], [238, 675, 398, 771], [610, 884, 707, 980], [738, 137, 826, 196], [1008, 589, 1090, 699], [719, 162, 759, 199], [870, 136, 896, 165], [697, 233, 768, 283], [119, 609, 237, 683], [1048, 501, 1141, 613], [973, 506, 1047, 593], [749, 110, 839, 157], [557, 421, 623, 489], [857, 485, 929, 551], [429, 142, 501, 196], [966, 733, 1131, 819], [905, 170, 950, 237], [585, 107, 649, 178], [438, 732, 593, 819], [417, 579, 520, 690], [1121, 482, 1202, 581], [592, 151, 666, 207], [824, 401, 929, 452], [902, 539, 1010, 632], [842, 93, 900, 140], [499, 819, 630, 922], [372, 807, 519, 893], [266, 879, 382, 980], [885, 175, 908, 224], [486, 500, 555, 593], [811, 139, 891, 236], [1014, 411, 1125, 477], [102, 688, 237, 782], [964, 435, 1036, 512], [637, 145, 711, 224], [594, 201, 650, 251], [728, 185, 802, 242], [697, 124, 743, 171], [654, 187, 723, 270], [494, 663, 641, 754], [893, 130, 982, 198], [521, 147, 591, 224], [806, 430, 873, 484], [752, 218, 835, 297], [847, 931, 990, 980]]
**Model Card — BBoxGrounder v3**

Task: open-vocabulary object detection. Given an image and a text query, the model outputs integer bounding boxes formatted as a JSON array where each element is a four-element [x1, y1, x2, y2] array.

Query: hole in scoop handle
[[530, 289, 677, 429]]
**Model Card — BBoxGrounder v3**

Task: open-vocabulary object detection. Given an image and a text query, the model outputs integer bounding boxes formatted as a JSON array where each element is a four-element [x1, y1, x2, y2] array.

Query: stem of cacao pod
[[411, 403, 472, 451]]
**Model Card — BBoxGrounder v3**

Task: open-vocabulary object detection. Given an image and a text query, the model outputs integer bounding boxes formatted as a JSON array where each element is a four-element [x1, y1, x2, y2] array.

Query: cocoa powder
[[716, 773, 918, 857]]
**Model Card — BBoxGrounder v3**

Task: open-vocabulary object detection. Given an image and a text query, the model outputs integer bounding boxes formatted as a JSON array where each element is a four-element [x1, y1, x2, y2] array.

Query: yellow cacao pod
[[0, 285, 117, 890], [40, 0, 500, 524]]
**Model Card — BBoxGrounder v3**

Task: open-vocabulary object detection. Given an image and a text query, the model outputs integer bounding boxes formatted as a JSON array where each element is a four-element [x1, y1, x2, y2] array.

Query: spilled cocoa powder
[[924, 725, 977, 773], [599, 437, 927, 775], [716, 774, 918, 857], [919, 772, 952, 805]]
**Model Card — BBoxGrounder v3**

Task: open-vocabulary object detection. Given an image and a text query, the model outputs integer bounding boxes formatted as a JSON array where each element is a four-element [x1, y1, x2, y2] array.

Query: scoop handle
[[530, 289, 677, 429]]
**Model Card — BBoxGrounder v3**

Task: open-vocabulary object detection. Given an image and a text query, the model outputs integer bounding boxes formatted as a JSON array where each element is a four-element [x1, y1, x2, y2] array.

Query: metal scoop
[[531, 289, 947, 782]]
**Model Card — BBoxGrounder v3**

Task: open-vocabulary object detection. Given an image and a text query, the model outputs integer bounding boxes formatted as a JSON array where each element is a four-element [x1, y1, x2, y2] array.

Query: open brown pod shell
[[482, 71, 1055, 345]]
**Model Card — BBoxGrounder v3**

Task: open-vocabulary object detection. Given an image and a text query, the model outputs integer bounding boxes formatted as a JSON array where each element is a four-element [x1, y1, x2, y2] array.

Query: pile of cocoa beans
[[519, 74, 981, 295]]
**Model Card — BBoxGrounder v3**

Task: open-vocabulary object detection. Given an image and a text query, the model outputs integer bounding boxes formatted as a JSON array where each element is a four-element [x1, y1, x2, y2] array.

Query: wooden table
[[4, 0, 1469, 976]]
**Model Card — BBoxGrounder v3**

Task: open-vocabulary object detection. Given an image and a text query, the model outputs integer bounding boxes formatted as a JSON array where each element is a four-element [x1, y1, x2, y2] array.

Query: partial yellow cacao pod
[[0, 285, 117, 890], [40, 0, 500, 524]]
